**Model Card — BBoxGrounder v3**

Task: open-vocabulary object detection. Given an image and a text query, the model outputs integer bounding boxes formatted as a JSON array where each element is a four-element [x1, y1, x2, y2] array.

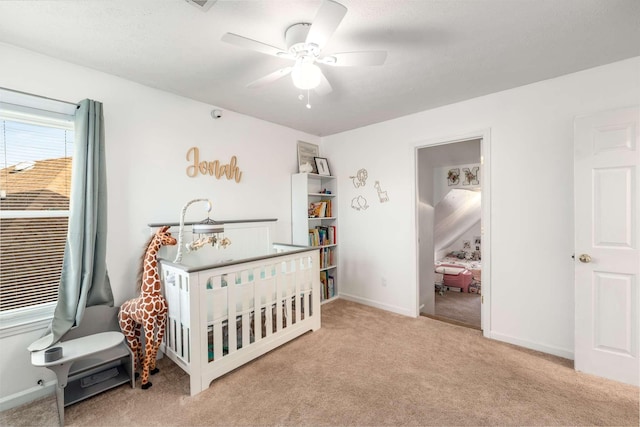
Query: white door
[[574, 107, 639, 386]]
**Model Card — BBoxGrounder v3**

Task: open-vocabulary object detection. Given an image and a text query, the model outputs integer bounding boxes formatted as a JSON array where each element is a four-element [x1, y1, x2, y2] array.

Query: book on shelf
[[308, 225, 337, 247], [309, 201, 326, 218], [308, 228, 319, 246], [319, 270, 335, 300], [328, 276, 335, 298], [317, 226, 327, 245], [308, 199, 332, 218], [320, 270, 328, 300], [319, 246, 335, 268], [321, 199, 332, 217]]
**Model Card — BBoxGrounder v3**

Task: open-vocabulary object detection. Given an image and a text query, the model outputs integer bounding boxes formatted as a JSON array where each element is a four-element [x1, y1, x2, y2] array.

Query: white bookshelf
[[291, 173, 338, 302]]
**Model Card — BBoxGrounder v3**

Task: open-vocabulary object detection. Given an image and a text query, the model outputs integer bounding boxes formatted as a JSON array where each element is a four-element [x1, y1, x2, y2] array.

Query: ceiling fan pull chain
[[306, 89, 312, 109]]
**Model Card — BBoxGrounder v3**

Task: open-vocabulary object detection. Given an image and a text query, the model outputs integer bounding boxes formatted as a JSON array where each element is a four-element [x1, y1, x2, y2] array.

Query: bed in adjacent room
[[435, 252, 481, 293]]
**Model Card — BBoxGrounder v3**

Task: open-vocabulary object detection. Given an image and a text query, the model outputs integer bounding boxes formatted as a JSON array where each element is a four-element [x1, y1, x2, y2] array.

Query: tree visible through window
[[0, 118, 74, 312]]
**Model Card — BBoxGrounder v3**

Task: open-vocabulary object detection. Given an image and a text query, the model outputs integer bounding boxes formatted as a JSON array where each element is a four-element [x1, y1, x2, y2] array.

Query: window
[[0, 98, 75, 319]]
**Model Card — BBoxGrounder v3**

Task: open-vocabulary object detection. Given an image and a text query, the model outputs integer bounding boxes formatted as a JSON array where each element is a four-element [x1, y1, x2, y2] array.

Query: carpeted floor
[[434, 290, 481, 328], [1, 299, 638, 426]]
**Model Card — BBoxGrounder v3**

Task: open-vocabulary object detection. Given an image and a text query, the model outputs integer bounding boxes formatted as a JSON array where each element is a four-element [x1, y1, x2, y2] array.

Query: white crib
[[159, 241, 321, 396]]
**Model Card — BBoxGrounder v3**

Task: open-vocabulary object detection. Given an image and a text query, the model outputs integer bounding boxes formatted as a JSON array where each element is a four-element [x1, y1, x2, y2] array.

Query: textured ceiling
[[0, 0, 638, 136]]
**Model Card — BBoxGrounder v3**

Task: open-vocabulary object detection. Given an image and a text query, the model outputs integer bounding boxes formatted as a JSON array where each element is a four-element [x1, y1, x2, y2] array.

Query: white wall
[[332, 141, 417, 315], [324, 57, 640, 359], [0, 42, 319, 406]]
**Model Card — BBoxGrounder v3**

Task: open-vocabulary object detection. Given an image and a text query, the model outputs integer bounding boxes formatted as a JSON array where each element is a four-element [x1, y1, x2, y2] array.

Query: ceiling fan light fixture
[[221, 0, 385, 97], [291, 61, 322, 90]]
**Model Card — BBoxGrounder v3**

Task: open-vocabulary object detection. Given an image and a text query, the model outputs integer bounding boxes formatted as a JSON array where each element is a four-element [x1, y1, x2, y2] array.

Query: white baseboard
[[0, 380, 55, 412], [321, 295, 340, 305], [488, 331, 574, 360], [339, 293, 415, 317]]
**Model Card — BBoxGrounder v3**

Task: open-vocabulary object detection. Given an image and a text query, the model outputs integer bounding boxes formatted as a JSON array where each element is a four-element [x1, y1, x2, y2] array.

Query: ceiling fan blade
[[305, 0, 347, 50], [320, 51, 387, 67], [221, 33, 292, 58], [314, 70, 333, 96], [247, 67, 293, 88]]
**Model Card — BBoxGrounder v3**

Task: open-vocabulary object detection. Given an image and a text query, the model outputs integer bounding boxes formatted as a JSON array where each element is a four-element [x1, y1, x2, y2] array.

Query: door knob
[[578, 254, 592, 263]]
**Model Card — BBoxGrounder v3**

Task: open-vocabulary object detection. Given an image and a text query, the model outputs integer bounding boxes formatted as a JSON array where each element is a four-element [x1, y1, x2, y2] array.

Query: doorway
[[415, 132, 491, 334]]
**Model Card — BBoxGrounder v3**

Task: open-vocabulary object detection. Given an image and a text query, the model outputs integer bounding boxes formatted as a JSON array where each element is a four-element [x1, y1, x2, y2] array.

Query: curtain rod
[[0, 86, 79, 108]]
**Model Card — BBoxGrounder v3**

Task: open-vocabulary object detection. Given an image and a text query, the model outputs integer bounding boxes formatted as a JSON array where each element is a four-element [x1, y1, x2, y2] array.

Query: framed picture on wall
[[447, 168, 460, 186], [463, 166, 480, 185], [314, 157, 331, 176], [297, 141, 319, 173]]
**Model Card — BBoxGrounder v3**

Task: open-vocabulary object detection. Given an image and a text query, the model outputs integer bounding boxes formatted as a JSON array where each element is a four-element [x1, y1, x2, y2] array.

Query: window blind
[[0, 116, 74, 312], [0, 217, 68, 310]]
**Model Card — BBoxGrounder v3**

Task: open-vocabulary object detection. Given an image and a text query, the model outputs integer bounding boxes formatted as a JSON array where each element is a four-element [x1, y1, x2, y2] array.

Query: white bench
[[30, 307, 134, 426]]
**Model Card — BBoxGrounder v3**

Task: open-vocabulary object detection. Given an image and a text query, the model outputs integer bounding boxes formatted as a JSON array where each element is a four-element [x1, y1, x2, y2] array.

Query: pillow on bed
[[435, 266, 465, 275]]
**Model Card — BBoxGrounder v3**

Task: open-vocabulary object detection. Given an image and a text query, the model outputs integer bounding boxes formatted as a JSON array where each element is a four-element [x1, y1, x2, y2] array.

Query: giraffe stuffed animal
[[119, 225, 176, 389]]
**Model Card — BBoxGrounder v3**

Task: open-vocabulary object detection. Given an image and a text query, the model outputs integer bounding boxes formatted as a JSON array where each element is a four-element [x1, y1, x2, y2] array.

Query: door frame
[[413, 128, 492, 336]]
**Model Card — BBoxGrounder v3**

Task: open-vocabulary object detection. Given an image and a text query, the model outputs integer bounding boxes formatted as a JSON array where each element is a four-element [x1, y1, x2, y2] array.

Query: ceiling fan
[[221, 0, 387, 98]]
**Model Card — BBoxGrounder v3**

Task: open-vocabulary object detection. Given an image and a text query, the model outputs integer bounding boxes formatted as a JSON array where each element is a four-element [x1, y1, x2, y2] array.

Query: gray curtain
[[28, 99, 113, 351]]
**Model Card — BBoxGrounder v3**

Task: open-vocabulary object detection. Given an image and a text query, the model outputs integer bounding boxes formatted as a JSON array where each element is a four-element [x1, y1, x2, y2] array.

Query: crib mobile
[[174, 198, 231, 263]]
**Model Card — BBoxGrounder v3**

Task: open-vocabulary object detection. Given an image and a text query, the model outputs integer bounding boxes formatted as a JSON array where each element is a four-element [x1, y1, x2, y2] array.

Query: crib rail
[[160, 246, 321, 395]]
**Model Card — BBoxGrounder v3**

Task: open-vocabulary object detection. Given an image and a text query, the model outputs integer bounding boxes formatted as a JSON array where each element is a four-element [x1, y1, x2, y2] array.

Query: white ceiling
[[0, 0, 638, 136], [419, 138, 481, 168]]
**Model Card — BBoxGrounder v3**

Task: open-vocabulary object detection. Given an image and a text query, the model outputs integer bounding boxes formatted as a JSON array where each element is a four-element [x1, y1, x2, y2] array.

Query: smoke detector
[[184, 0, 217, 12]]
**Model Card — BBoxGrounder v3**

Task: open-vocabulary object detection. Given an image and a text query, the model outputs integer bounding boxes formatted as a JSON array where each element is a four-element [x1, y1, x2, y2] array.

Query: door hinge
[[481, 296, 484, 304]]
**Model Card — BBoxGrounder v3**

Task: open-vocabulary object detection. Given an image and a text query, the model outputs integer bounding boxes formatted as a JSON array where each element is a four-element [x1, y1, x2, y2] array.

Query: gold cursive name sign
[[186, 147, 242, 183]]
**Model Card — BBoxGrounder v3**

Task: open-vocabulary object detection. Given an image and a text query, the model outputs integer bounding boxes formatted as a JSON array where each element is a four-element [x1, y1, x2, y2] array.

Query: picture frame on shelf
[[314, 157, 331, 176], [297, 141, 319, 174]]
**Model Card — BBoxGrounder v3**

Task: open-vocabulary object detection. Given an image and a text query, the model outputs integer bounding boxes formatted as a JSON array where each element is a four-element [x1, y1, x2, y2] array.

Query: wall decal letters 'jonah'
[[186, 147, 242, 182]]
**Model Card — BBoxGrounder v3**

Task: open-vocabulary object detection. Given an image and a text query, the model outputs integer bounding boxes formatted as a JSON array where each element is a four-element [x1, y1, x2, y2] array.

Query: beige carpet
[[1, 299, 638, 426], [434, 290, 481, 329]]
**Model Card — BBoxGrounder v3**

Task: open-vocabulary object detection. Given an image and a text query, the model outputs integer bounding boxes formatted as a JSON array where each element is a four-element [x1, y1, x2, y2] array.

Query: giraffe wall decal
[[118, 225, 176, 389]]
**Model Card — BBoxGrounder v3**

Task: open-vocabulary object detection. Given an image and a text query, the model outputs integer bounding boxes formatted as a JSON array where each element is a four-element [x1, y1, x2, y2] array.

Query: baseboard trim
[[488, 331, 574, 360], [339, 293, 414, 317], [0, 380, 55, 412]]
